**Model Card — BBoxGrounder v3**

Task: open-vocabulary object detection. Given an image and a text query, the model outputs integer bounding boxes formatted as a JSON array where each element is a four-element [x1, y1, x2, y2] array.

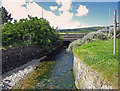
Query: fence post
[[113, 10, 116, 54]]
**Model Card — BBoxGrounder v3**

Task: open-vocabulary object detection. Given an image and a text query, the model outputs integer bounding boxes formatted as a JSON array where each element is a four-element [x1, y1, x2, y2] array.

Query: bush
[[111, 29, 120, 38], [66, 31, 107, 52], [2, 15, 62, 51]]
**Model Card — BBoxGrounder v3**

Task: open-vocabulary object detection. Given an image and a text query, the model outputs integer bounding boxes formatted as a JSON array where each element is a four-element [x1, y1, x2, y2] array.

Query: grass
[[73, 39, 118, 88]]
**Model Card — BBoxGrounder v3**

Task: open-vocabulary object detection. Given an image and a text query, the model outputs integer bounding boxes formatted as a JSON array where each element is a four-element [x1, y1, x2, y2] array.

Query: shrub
[[111, 29, 120, 38], [2, 16, 62, 51], [66, 31, 107, 52]]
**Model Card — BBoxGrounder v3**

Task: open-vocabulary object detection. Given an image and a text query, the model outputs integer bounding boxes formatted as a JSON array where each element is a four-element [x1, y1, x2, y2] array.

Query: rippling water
[[34, 47, 76, 89], [13, 47, 76, 89]]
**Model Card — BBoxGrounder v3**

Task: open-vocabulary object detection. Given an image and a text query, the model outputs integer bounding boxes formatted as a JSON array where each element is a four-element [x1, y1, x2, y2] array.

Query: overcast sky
[[1, 0, 119, 29]]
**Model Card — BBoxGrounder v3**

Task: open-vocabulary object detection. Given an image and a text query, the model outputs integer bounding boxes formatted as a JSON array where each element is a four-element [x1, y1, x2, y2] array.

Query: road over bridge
[[59, 33, 87, 42]]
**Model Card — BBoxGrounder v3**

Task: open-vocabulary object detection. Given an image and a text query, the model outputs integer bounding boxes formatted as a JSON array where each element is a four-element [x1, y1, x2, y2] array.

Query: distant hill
[[57, 27, 104, 33]]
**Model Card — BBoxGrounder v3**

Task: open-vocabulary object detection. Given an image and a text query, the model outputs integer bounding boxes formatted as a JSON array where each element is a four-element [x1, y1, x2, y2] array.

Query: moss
[[12, 61, 55, 89]]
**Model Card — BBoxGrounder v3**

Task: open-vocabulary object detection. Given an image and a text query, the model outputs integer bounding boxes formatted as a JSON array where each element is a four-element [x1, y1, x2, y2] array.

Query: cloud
[[75, 5, 89, 17], [58, 0, 71, 11], [25, 0, 33, 2], [2, 0, 28, 20], [50, 6, 57, 11], [56, 0, 61, 5], [2, 0, 87, 29], [26, 2, 43, 18], [2, 0, 26, 3]]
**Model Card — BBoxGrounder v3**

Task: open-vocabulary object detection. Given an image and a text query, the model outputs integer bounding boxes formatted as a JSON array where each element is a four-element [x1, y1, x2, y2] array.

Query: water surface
[[34, 47, 76, 89], [13, 47, 76, 89]]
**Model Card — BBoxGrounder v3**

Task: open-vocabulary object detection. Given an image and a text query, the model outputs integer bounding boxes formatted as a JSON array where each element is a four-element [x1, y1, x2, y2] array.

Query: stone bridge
[[59, 33, 86, 42]]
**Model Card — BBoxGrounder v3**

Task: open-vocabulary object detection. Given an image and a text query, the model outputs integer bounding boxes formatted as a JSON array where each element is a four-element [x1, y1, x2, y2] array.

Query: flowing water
[[13, 47, 76, 89], [34, 47, 76, 89]]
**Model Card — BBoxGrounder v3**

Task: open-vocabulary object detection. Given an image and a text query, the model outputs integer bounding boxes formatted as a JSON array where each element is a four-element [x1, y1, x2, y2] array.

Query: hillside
[[58, 27, 104, 33]]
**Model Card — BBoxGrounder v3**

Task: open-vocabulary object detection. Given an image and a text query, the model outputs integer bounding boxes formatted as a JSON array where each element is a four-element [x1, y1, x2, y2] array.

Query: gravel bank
[[1, 56, 46, 89]]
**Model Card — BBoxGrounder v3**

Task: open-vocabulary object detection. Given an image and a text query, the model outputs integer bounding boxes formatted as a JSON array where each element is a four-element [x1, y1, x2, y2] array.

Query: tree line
[[0, 6, 13, 24]]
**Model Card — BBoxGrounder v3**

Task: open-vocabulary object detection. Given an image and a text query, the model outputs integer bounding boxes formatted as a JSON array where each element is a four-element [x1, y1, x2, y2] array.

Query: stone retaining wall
[[73, 55, 116, 89], [2, 44, 56, 74], [1, 56, 46, 89], [1, 44, 62, 89]]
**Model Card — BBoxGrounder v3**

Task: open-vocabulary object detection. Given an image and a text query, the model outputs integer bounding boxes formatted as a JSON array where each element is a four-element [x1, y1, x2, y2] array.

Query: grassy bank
[[73, 39, 118, 87]]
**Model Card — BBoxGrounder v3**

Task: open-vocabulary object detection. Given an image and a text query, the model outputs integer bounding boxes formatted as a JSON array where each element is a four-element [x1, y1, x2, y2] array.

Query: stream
[[12, 47, 76, 89]]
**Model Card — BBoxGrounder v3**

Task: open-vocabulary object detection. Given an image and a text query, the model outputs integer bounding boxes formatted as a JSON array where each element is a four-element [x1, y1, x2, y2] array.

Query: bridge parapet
[[59, 33, 86, 42]]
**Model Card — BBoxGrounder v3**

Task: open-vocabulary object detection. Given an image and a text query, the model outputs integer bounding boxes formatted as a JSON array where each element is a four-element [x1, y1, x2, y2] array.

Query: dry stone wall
[[2, 45, 45, 74], [73, 55, 116, 89]]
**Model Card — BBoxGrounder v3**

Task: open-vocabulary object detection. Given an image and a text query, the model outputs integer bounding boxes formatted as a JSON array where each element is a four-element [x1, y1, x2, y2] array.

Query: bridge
[[59, 33, 86, 42]]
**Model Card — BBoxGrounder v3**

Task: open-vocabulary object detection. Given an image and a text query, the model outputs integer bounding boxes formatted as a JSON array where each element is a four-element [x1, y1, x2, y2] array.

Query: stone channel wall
[[2, 45, 43, 74], [1, 56, 46, 89], [1, 44, 61, 89], [2, 44, 59, 74], [73, 55, 115, 89]]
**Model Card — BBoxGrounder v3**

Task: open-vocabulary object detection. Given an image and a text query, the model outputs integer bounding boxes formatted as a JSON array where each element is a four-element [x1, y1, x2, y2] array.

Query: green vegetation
[[67, 31, 107, 52], [67, 30, 118, 87], [2, 15, 62, 51], [58, 26, 104, 33], [0, 6, 13, 24], [73, 39, 118, 87], [111, 29, 120, 38], [12, 61, 55, 89]]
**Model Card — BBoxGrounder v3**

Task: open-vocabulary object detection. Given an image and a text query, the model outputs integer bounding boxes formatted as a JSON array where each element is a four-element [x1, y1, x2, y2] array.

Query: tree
[[0, 6, 13, 24]]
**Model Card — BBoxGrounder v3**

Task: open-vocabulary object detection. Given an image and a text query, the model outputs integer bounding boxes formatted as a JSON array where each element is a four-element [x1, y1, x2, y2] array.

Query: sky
[[1, 0, 119, 29]]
